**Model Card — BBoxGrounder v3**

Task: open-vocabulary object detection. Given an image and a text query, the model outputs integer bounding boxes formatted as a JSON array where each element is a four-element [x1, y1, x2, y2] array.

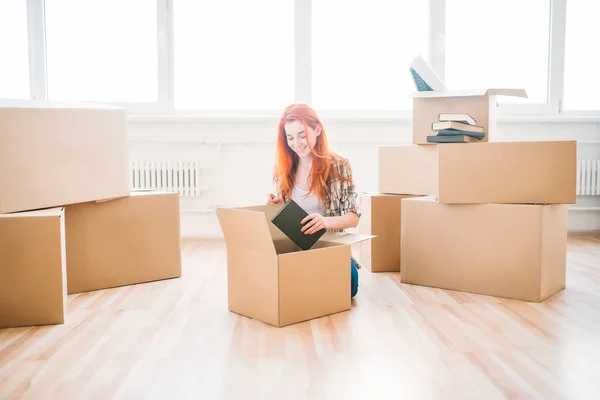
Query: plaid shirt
[[325, 156, 363, 269], [279, 155, 363, 268], [322, 155, 361, 223], [280, 155, 361, 224]]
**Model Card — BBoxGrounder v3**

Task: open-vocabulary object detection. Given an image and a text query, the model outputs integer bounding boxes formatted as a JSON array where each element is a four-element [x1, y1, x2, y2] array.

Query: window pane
[[445, 0, 550, 104], [0, 1, 30, 99], [45, 0, 158, 103], [563, 1, 600, 111], [173, 0, 295, 110], [312, 1, 429, 110]]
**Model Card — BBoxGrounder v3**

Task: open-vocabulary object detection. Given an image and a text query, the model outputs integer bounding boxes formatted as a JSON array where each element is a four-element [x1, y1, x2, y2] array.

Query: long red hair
[[273, 103, 348, 205]]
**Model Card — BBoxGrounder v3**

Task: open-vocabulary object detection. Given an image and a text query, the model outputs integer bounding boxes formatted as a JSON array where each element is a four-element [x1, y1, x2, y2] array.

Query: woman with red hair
[[267, 103, 362, 298]]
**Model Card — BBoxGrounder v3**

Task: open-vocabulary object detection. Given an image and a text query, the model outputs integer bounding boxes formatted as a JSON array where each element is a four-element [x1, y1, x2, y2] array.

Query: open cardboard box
[[379, 140, 577, 204], [216, 204, 374, 327], [411, 88, 528, 144]]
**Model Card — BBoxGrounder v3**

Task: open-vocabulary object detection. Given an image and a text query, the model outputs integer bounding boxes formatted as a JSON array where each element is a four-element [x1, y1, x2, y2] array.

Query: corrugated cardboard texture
[[65, 191, 182, 294], [400, 197, 568, 302], [0, 105, 130, 214], [234, 204, 287, 242], [0, 208, 67, 328], [379, 141, 576, 204], [413, 95, 490, 145], [437, 140, 577, 204], [359, 193, 419, 272], [226, 248, 280, 326], [278, 244, 350, 327], [379, 145, 438, 196], [540, 204, 569, 300]]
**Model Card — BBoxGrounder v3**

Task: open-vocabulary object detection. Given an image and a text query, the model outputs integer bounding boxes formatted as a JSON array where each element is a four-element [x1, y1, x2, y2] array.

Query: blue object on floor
[[351, 258, 359, 298]]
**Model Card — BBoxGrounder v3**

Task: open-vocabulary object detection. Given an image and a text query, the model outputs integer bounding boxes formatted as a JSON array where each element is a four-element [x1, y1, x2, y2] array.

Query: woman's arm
[[325, 212, 359, 230], [301, 212, 359, 235]]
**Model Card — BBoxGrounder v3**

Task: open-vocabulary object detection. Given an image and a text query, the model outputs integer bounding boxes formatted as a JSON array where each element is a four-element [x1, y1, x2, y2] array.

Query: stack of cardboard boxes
[[0, 100, 182, 329], [360, 89, 577, 302]]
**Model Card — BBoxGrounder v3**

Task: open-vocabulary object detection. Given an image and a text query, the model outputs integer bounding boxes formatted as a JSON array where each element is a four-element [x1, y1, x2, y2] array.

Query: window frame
[[9, 0, 600, 120]]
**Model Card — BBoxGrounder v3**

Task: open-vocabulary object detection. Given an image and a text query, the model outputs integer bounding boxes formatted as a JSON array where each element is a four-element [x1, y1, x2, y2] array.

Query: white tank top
[[292, 186, 325, 216]]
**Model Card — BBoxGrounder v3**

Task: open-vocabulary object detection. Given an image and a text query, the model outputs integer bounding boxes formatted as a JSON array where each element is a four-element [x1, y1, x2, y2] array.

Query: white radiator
[[577, 160, 600, 196], [130, 160, 205, 197]]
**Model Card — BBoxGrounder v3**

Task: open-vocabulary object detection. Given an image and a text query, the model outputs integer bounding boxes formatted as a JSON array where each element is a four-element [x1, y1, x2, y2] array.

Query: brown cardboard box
[[216, 204, 373, 327], [379, 144, 438, 196], [65, 191, 182, 294], [400, 197, 568, 302], [0, 100, 130, 214], [0, 208, 67, 328], [358, 193, 420, 272], [379, 140, 577, 204], [411, 88, 527, 144]]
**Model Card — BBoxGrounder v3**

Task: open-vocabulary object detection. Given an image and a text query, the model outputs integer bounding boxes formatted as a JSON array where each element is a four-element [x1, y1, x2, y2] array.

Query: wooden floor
[[1, 237, 600, 399]]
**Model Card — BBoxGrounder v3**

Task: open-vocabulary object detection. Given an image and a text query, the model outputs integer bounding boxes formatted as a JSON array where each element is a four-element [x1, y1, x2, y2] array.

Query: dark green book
[[271, 199, 326, 250], [435, 128, 486, 139], [427, 135, 480, 143]]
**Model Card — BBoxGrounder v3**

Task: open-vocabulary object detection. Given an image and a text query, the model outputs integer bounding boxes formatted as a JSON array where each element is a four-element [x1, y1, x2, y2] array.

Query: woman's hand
[[266, 193, 282, 205], [301, 214, 329, 235]]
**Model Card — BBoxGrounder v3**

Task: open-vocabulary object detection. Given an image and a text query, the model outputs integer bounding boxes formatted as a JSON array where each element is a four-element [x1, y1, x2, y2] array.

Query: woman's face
[[284, 120, 321, 159]]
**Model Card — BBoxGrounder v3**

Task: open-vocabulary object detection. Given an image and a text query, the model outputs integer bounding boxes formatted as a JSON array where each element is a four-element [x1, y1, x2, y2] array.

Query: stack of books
[[427, 113, 486, 143]]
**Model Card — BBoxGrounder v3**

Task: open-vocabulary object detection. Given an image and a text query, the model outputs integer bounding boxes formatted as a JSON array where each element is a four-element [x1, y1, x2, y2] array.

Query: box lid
[[320, 232, 375, 245], [411, 88, 528, 99], [215, 207, 277, 254]]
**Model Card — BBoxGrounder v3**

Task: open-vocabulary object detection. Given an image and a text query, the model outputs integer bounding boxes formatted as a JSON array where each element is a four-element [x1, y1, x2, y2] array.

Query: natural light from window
[[45, 0, 158, 103], [445, 0, 550, 104], [311, 0, 429, 111], [0, 1, 30, 99], [563, 0, 599, 111], [173, 0, 295, 111]]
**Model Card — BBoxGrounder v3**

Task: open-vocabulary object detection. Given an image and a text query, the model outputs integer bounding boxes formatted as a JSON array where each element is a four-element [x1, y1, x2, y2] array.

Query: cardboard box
[[65, 191, 182, 294], [379, 144, 438, 196], [358, 193, 420, 272], [400, 197, 568, 302], [379, 140, 577, 204], [412, 88, 527, 144], [0, 208, 67, 328], [0, 100, 130, 214], [216, 204, 373, 327]]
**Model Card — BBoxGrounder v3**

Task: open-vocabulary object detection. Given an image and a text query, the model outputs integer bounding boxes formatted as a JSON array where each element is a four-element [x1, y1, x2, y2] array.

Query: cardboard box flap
[[411, 88, 527, 99], [235, 204, 288, 241], [487, 88, 528, 98], [320, 232, 375, 246], [0, 207, 64, 219], [215, 208, 275, 253]]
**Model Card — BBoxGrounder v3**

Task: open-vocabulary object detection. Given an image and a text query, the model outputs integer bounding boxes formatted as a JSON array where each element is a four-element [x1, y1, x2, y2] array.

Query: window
[[311, 0, 429, 111], [563, 0, 600, 111], [44, 0, 158, 103], [173, 0, 295, 111], [445, 0, 551, 104], [0, 1, 30, 99]]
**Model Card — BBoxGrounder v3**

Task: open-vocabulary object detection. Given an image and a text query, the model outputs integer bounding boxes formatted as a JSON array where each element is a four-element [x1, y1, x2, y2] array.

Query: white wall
[[127, 117, 600, 238]]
